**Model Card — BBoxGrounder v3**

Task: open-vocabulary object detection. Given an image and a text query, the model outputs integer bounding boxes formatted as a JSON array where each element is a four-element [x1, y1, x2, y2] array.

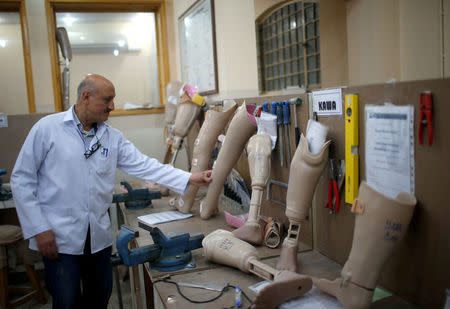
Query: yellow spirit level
[[345, 94, 359, 204]]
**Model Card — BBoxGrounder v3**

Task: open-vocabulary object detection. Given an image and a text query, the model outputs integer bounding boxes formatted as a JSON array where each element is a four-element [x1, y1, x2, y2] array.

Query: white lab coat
[[11, 107, 191, 254]]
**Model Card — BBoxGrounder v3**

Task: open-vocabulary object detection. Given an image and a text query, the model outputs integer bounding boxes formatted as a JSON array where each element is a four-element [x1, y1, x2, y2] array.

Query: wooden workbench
[[116, 193, 311, 309], [116, 193, 415, 309]]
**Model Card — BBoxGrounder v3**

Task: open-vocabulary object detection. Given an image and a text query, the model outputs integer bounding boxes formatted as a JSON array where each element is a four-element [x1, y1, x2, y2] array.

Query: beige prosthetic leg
[[276, 134, 331, 272], [163, 81, 184, 164], [232, 134, 272, 245], [200, 103, 257, 219], [203, 229, 312, 309], [316, 181, 416, 309], [161, 92, 204, 195], [171, 93, 204, 164], [171, 100, 237, 213]]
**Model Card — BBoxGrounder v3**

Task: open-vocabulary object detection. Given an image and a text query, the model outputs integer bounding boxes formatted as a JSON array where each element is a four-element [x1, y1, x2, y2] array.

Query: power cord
[[154, 276, 253, 308]]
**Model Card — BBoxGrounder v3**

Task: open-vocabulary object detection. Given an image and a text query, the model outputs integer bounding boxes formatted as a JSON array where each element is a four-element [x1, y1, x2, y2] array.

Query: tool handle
[[276, 103, 283, 126], [270, 102, 277, 116], [295, 127, 300, 147], [283, 101, 290, 124], [262, 102, 269, 113]]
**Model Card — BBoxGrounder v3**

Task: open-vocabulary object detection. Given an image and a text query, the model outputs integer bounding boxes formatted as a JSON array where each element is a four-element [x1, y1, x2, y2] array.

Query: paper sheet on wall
[[365, 105, 415, 199]]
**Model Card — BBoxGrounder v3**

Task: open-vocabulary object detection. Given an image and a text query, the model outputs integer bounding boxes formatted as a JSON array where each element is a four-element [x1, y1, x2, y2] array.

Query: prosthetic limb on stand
[[316, 181, 416, 309], [276, 134, 331, 272], [203, 230, 312, 309], [170, 100, 237, 213], [161, 92, 204, 195], [232, 134, 272, 245], [170, 93, 204, 165], [200, 103, 257, 219]]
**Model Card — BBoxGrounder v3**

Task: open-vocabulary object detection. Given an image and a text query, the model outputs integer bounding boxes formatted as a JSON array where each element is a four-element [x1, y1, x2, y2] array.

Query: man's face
[[85, 81, 115, 123]]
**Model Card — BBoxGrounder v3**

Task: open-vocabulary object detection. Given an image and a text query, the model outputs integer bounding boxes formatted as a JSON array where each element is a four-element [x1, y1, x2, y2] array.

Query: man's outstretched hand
[[189, 170, 212, 187]]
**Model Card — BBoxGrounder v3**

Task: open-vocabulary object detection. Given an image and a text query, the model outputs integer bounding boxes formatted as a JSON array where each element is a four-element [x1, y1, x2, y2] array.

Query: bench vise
[[0, 169, 12, 201], [112, 224, 204, 272], [113, 181, 161, 210]]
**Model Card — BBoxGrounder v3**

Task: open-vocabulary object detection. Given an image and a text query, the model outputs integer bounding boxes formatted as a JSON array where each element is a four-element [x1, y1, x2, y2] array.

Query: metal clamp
[[266, 179, 288, 207]]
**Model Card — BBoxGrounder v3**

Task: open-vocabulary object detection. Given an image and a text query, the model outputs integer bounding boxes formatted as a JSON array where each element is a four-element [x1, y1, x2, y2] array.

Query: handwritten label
[[219, 238, 234, 251], [384, 219, 403, 242], [312, 88, 343, 116]]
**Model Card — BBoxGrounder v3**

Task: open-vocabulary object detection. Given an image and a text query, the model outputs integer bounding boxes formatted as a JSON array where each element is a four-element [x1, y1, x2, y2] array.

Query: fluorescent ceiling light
[[113, 49, 119, 56], [117, 40, 125, 47], [0, 40, 7, 48], [63, 16, 76, 27]]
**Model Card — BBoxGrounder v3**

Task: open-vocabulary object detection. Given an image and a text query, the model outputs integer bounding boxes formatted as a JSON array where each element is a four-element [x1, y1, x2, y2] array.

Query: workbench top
[[117, 192, 415, 309]]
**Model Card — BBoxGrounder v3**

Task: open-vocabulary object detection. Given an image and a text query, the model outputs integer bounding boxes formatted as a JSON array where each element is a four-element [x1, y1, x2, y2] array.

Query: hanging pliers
[[324, 146, 341, 214]]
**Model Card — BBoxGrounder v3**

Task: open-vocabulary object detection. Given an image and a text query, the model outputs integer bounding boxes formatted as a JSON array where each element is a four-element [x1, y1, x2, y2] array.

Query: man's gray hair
[[76, 77, 97, 102]]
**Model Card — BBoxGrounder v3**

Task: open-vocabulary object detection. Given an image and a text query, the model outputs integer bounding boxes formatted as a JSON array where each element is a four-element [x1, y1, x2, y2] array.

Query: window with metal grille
[[257, 1, 320, 92]]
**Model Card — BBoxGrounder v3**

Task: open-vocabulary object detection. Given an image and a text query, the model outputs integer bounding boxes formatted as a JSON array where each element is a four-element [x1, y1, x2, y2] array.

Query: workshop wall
[[313, 78, 450, 308], [346, 0, 449, 85], [0, 23, 29, 115], [168, 0, 260, 101]]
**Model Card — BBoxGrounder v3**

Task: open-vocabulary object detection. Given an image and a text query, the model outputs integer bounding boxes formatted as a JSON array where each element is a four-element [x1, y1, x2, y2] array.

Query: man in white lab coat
[[11, 74, 212, 308]]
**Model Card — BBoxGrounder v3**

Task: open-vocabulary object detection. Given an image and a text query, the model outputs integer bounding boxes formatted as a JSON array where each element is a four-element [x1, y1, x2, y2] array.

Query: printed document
[[138, 211, 193, 226], [365, 105, 414, 199]]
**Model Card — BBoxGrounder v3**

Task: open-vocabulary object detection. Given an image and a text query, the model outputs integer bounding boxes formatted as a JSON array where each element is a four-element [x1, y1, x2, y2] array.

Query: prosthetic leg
[[276, 134, 331, 272], [170, 93, 204, 165], [171, 100, 237, 213], [232, 134, 272, 245], [160, 92, 204, 195], [163, 81, 183, 163], [203, 229, 312, 309], [316, 181, 416, 309], [200, 103, 257, 219]]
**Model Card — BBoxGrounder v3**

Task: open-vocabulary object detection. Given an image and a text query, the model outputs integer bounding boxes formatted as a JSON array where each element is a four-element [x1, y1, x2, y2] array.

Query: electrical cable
[[153, 276, 253, 308]]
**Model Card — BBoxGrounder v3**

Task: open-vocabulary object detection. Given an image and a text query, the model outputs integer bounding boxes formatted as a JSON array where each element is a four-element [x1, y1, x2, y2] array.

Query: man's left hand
[[189, 170, 212, 187]]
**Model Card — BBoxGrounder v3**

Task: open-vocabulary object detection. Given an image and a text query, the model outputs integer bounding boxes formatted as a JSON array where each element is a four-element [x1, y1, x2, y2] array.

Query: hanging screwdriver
[[283, 100, 292, 164], [289, 97, 302, 147], [263, 102, 269, 113], [276, 102, 284, 167]]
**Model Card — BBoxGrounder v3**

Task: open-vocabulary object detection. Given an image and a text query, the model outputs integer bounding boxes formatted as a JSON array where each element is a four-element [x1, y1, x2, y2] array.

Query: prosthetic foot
[[200, 103, 257, 219], [277, 134, 331, 272], [232, 134, 272, 245], [203, 230, 312, 308], [316, 181, 416, 309], [171, 100, 237, 213]]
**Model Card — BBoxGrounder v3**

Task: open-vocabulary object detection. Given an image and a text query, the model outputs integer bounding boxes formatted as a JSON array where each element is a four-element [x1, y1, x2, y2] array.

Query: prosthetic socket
[[277, 134, 331, 272], [164, 80, 184, 126], [317, 181, 416, 309], [200, 103, 257, 219], [171, 100, 238, 213], [232, 134, 272, 245], [172, 93, 204, 151], [203, 229, 312, 309]]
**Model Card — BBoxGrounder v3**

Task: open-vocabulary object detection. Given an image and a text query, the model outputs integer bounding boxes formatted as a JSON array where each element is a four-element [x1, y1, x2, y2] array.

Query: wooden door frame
[[0, 0, 36, 113]]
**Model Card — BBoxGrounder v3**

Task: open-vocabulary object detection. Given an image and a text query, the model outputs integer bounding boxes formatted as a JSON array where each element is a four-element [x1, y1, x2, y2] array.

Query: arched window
[[257, 1, 320, 92]]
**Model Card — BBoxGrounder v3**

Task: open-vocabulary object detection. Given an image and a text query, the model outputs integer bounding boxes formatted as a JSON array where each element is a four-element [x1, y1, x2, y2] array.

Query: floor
[[11, 265, 132, 309]]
